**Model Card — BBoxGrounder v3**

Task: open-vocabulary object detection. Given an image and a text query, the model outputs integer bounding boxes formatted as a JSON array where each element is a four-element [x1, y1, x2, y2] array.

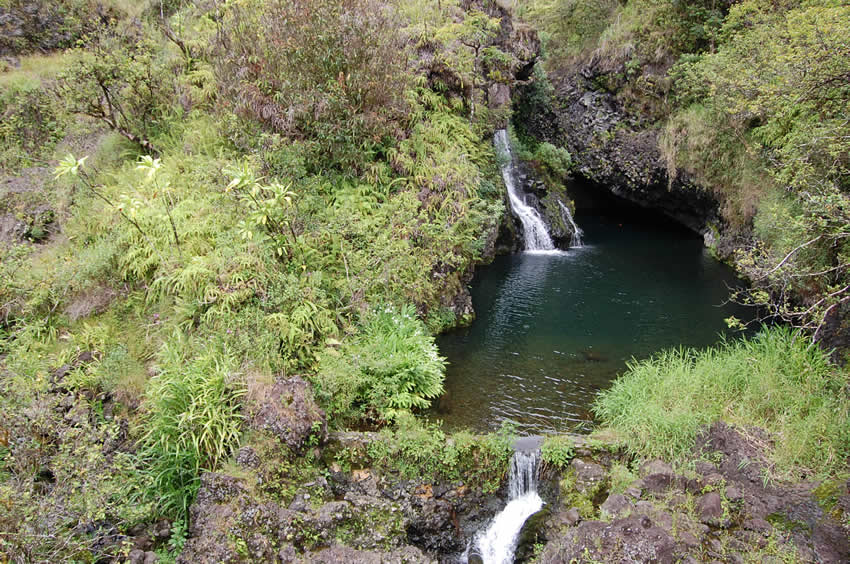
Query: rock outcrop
[[514, 60, 720, 238], [537, 422, 850, 563]]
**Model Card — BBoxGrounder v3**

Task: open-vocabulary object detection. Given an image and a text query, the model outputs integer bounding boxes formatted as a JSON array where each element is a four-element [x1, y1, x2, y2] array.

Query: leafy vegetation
[[344, 414, 516, 493], [313, 305, 445, 426], [0, 0, 526, 558], [594, 327, 850, 478]]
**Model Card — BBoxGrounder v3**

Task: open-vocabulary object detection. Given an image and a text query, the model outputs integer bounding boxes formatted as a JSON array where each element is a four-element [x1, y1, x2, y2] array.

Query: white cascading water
[[470, 449, 544, 564], [558, 201, 584, 247], [494, 130, 555, 252]]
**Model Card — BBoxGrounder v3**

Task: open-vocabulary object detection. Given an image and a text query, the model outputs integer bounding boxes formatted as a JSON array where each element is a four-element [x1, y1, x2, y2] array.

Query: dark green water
[[431, 204, 752, 434]]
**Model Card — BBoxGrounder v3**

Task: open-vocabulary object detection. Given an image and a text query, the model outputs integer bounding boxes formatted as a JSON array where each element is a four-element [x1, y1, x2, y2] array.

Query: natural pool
[[431, 196, 753, 434]]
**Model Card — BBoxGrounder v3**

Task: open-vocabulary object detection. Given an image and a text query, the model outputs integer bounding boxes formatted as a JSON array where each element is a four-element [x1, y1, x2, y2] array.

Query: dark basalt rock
[[249, 375, 327, 452], [541, 515, 677, 564], [538, 422, 850, 563], [514, 60, 721, 239]]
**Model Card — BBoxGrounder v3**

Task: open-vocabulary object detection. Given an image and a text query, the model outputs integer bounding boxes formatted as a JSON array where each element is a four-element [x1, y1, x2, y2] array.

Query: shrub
[[541, 435, 575, 470], [217, 0, 410, 172], [312, 304, 445, 425], [0, 80, 65, 172], [54, 21, 177, 153]]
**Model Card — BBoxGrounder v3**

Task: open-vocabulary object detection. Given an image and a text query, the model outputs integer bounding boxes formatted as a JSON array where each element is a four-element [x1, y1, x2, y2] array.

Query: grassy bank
[[594, 327, 850, 479]]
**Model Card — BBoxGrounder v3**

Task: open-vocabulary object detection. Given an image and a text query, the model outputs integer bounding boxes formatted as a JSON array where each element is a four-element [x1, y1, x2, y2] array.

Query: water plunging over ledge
[[431, 195, 753, 434], [467, 445, 543, 564], [494, 129, 556, 252]]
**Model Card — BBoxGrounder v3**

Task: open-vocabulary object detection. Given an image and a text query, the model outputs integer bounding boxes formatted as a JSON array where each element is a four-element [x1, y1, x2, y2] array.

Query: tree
[[54, 23, 175, 154]]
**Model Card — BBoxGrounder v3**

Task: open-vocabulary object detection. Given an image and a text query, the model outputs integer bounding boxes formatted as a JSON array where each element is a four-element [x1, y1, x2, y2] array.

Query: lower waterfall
[[467, 448, 543, 563]]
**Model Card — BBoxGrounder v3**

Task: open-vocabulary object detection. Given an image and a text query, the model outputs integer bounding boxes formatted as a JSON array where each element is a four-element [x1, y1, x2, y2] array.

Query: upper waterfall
[[494, 130, 555, 252]]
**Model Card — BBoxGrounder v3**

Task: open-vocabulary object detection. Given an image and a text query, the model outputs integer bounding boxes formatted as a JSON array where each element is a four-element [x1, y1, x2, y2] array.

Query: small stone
[[635, 500, 655, 513], [640, 459, 674, 477], [142, 552, 158, 564], [678, 530, 701, 548], [563, 507, 581, 526], [696, 492, 723, 524], [668, 493, 688, 508], [743, 517, 772, 536], [694, 461, 717, 475], [643, 473, 674, 494], [685, 477, 704, 494], [624, 485, 642, 499], [571, 458, 606, 490], [704, 473, 724, 487], [725, 485, 743, 502], [601, 493, 633, 519], [236, 446, 261, 469], [128, 549, 146, 564]]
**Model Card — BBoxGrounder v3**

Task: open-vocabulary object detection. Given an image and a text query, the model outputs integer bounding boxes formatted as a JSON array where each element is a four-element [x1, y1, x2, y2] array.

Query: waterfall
[[494, 130, 555, 252], [558, 201, 584, 247], [468, 448, 544, 564]]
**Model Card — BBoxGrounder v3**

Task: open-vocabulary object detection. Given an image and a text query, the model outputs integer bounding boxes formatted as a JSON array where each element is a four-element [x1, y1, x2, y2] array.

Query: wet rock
[[515, 58, 720, 235], [250, 375, 326, 451], [407, 498, 460, 554], [601, 493, 633, 519]]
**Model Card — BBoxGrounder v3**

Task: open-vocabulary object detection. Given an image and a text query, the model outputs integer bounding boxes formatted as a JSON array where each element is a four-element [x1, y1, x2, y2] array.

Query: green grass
[[594, 327, 850, 478], [0, 52, 74, 87]]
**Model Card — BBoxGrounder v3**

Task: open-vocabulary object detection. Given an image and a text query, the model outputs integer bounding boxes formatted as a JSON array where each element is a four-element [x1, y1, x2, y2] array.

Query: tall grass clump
[[137, 338, 245, 517], [594, 327, 850, 478]]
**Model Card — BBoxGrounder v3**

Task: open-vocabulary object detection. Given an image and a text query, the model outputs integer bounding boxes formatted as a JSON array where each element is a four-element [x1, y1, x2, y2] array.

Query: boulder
[[250, 376, 326, 451]]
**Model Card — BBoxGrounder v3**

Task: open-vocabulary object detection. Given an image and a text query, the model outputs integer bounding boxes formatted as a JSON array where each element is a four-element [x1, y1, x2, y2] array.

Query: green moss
[[558, 469, 605, 520]]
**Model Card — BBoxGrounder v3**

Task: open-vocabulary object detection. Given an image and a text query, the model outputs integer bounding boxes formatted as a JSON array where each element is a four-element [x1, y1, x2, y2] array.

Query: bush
[[54, 21, 177, 153], [217, 0, 410, 172], [594, 327, 850, 478], [312, 304, 445, 425], [0, 80, 65, 172], [541, 435, 575, 470]]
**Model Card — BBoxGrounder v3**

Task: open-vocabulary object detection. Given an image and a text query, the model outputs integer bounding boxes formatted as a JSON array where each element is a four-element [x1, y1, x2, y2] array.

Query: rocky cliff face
[[0, 1, 115, 56], [514, 60, 721, 240]]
